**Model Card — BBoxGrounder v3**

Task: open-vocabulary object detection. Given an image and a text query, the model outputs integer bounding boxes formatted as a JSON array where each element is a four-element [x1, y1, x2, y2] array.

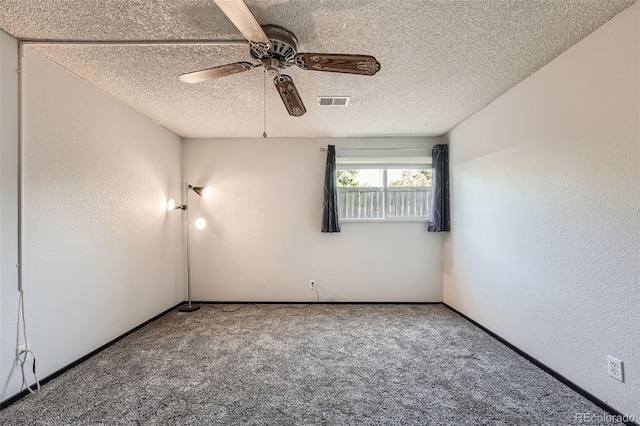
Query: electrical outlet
[[16, 343, 29, 360], [309, 280, 316, 290], [607, 356, 624, 382]]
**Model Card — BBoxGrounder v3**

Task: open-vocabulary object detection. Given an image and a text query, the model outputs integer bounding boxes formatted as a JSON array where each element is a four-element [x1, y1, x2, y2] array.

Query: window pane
[[386, 169, 431, 217], [337, 169, 383, 219], [337, 169, 383, 187], [387, 168, 431, 187]]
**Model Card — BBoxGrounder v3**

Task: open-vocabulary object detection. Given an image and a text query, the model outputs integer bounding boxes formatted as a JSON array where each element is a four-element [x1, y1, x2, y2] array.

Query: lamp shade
[[166, 199, 179, 211], [190, 186, 205, 197], [194, 218, 207, 230]]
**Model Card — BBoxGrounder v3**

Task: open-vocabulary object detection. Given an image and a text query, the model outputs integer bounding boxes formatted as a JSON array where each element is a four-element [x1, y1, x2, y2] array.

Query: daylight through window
[[336, 167, 431, 220]]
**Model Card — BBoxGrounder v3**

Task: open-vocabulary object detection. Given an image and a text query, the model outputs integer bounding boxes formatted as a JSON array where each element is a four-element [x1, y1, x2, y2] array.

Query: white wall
[[0, 31, 20, 402], [183, 137, 443, 302], [1, 46, 185, 403], [444, 3, 639, 418]]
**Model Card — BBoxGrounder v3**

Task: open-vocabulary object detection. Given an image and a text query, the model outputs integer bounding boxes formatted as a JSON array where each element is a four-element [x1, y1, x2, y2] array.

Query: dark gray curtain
[[321, 145, 341, 233], [428, 144, 450, 232]]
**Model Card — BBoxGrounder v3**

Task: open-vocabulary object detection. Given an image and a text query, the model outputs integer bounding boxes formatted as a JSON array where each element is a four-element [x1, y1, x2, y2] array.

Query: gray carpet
[[0, 304, 625, 425]]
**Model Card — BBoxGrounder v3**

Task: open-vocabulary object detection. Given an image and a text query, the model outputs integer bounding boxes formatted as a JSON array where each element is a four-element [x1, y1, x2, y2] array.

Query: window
[[336, 166, 431, 220]]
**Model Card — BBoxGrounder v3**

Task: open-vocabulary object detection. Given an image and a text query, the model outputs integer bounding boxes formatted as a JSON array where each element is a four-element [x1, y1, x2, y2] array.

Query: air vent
[[317, 96, 351, 106]]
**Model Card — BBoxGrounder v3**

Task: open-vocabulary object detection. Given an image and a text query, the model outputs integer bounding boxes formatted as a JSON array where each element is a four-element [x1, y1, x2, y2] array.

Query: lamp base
[[178, 303, 201, 312]]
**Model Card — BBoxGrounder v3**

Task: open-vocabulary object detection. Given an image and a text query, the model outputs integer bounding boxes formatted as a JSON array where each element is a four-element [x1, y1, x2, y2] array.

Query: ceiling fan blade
[[213, 0, 270, 45], [274, 75, 306, 117], [294, 53, 381, 76], [179, 62, 256, 84]]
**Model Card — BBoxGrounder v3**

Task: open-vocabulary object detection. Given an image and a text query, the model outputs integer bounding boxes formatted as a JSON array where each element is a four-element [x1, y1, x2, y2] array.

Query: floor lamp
[[167, 183, 207, 313]]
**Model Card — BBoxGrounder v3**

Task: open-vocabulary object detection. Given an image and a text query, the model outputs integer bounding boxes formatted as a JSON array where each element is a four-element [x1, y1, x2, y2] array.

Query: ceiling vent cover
[[317, 96, 351, 106]]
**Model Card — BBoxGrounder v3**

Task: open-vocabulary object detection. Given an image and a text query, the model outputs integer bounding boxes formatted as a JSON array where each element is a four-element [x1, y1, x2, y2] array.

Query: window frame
[[336, 163, 432, 223]]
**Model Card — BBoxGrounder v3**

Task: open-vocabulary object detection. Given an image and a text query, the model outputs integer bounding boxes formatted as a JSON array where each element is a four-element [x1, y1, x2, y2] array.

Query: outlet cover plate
[[16, 343, 29, 360], [607, 355, 624, 382]]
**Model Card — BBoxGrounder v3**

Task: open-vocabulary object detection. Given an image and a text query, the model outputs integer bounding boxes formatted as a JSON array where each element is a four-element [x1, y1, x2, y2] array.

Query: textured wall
[[0, 31, 20, 402], [1, 46, 185, 402], [183, 137, 443, 302], [444, 3, 639, 418]]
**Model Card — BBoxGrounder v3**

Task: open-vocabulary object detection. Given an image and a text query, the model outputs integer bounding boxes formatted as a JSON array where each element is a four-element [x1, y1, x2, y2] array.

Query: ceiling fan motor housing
[[263, 58, 280, 77], [251, 24, 299, 68]]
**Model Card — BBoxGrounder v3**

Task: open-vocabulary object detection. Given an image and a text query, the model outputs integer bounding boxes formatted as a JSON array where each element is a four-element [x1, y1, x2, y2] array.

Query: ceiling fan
[[179, 0, 381, 117]]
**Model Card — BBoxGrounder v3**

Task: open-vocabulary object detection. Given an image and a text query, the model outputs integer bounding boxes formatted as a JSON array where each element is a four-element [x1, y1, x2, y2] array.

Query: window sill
[[340, 218, 429, 223]]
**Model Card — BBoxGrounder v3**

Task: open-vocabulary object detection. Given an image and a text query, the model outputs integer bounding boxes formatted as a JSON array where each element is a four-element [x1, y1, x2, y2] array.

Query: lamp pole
[[179, 182, 200, 312]]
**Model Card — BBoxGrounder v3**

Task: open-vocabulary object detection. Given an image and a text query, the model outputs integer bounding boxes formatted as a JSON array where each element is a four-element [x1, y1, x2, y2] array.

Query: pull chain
[[263, 70, 267, 138]]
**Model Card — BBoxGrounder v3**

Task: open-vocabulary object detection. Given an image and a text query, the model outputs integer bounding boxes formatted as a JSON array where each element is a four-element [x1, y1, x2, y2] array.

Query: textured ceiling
[[0, 0, 635, 139]]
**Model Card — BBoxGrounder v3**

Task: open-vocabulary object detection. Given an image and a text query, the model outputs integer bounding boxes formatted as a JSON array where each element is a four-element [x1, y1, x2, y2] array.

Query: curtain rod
[[19, 39, 248, 47], [320, 147, 429, 152]]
